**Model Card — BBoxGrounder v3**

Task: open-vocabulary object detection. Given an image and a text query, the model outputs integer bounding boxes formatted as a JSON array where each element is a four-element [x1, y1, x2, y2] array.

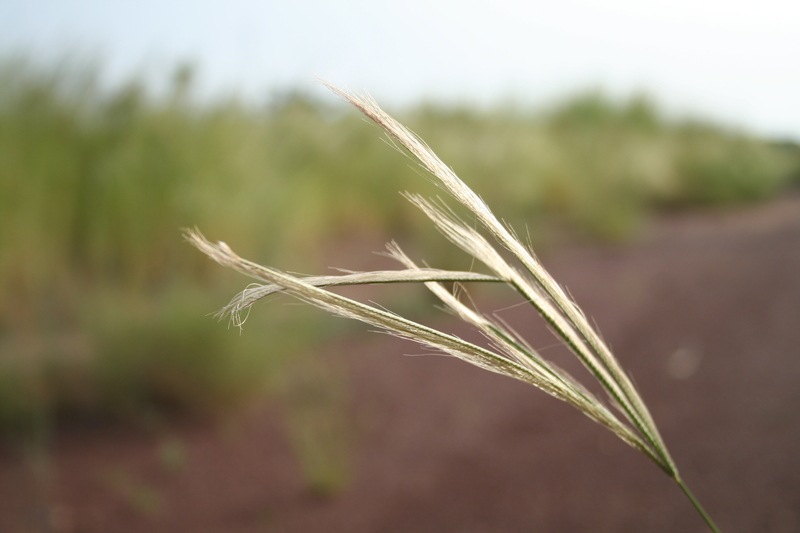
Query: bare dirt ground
[[2, 194, 800, 533]]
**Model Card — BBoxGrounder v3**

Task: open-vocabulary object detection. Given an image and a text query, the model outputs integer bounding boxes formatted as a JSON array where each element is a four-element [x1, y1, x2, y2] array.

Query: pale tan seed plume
[[187, 81, 720, 531], [217, 267, 502, 328]]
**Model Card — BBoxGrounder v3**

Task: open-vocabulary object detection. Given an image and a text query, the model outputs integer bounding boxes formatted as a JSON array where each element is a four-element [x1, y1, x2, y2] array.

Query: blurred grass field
[[1, 57, 798, 435]]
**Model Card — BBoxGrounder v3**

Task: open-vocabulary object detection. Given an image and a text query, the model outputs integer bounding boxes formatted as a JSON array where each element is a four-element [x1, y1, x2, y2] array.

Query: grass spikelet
[[187, 83, 720, 532]]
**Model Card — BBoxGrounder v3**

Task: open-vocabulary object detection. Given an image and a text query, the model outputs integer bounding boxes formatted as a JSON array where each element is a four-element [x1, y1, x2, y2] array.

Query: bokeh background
[[1, 1, 799, 532]]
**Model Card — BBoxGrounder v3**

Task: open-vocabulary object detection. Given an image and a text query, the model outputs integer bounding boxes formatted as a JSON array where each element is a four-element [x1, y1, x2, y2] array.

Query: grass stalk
[[187, 81, 720, 530], [677, 477, 721, 533]]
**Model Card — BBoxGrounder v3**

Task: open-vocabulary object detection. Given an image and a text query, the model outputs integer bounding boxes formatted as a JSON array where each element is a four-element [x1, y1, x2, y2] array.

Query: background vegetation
[[1, 57, 798, 441]]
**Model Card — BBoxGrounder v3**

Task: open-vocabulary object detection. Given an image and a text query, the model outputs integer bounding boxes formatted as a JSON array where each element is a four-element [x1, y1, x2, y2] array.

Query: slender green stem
[[676, 477, 720, 533]]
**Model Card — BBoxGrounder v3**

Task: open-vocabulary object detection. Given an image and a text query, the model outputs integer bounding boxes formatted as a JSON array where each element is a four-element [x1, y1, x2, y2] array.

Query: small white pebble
[[667, 348, 701, 379]]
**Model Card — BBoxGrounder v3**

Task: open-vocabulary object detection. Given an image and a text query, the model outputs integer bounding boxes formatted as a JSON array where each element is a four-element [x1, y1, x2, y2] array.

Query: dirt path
[[2, 195, 800, 533]]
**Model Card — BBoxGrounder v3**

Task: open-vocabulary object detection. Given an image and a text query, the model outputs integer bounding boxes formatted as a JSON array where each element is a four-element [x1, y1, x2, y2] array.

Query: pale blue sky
[[2, 0, 799, 139]]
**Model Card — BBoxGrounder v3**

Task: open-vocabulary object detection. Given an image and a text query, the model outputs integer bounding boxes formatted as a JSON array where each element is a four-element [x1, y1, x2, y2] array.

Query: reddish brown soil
[[2, 195, 800, 533]]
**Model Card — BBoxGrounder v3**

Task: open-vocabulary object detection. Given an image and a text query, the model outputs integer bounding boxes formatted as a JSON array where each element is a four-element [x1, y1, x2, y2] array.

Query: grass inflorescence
[[188, 82, 721, 531]]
